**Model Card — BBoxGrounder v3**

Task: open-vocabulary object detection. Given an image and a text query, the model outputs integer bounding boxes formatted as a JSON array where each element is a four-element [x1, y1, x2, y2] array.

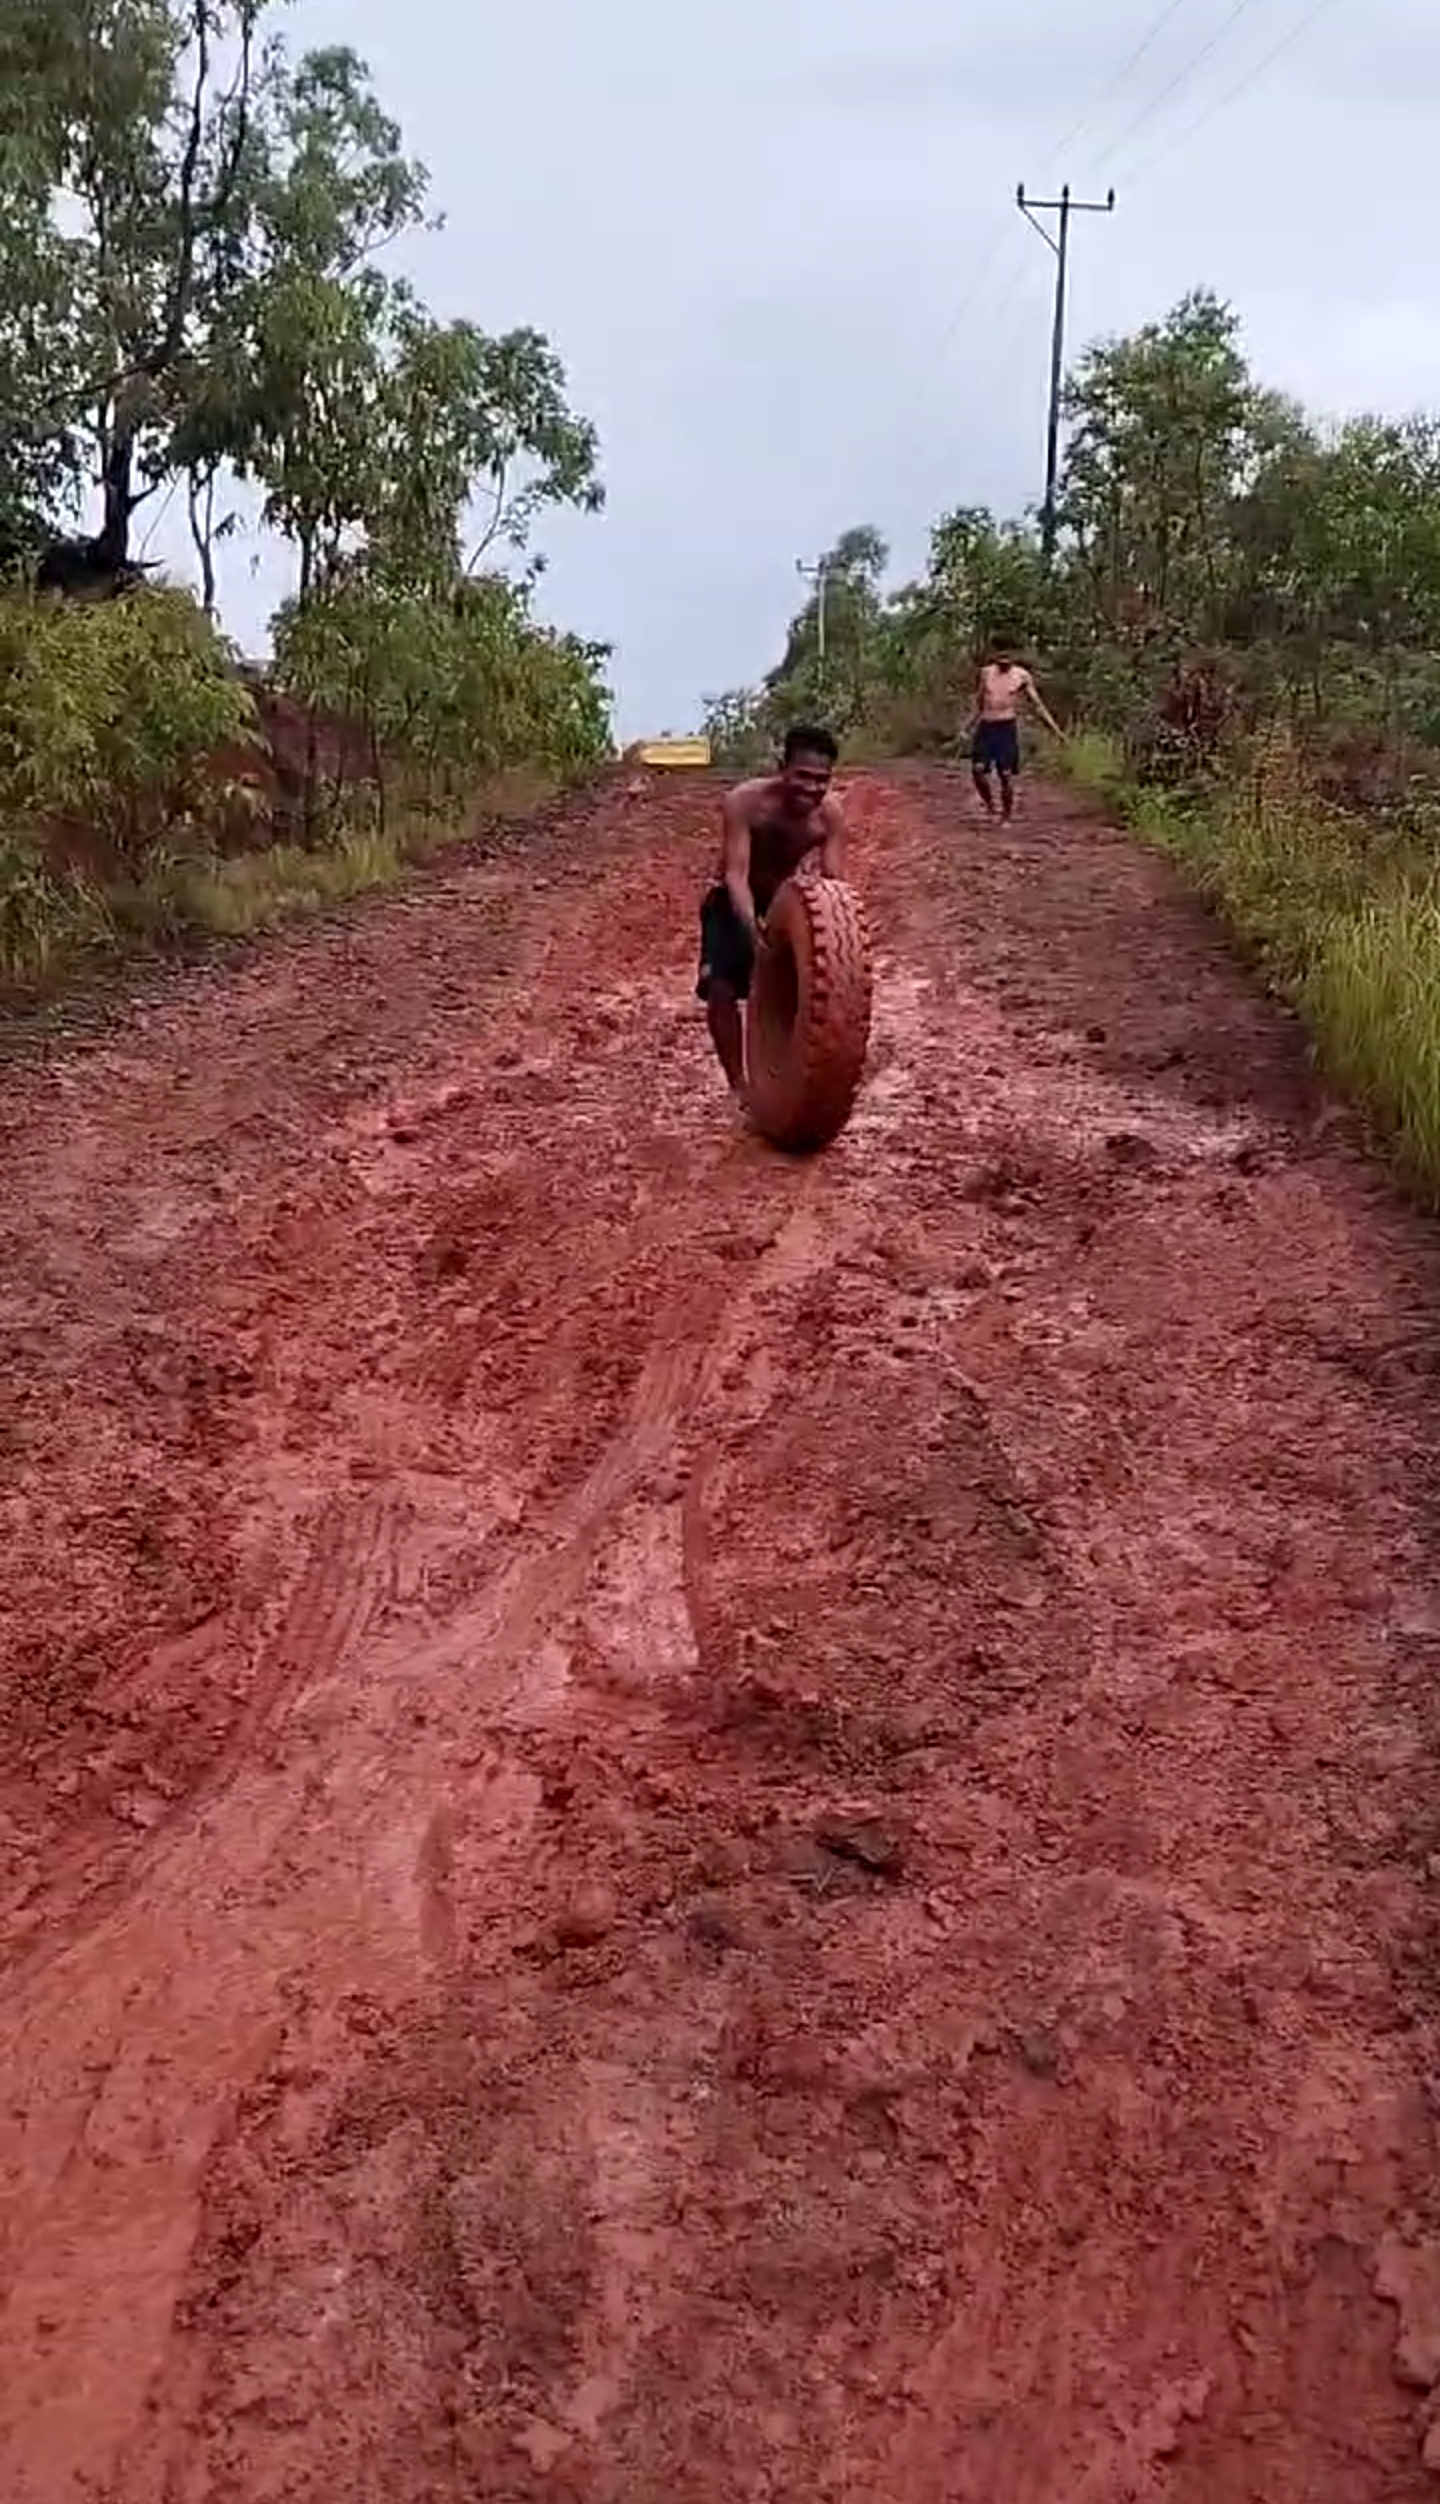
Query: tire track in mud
[[6, 767, 1440, 2502], [2, 1490, 405, 1987], [146, 948, 1098, 2503], [0, 784, 661, 1957], [0, 953, 841, 1995]]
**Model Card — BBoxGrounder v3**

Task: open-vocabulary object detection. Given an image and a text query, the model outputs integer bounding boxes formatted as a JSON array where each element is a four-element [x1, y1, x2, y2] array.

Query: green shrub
[[0, 834, 114, 984], [0, 584, 258, 856], [1057, 726, 1128, 805], [272, 571, 612, 815], [0, 569, 605, 998]]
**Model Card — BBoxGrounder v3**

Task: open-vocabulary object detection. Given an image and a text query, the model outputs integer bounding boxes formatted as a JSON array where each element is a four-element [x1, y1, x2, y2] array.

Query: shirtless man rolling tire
[[696, 723, 845, 1100], [970, 639, 1061, 822]]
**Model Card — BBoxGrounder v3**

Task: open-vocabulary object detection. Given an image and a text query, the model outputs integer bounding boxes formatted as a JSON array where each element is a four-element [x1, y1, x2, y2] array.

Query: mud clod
[[685, 1893, 746, 1951], [1016, 2026, 1062, 2081], [549, 1885, 618, 1950], [1376, 2236, 1440, 2392], [814, 1813, 907, 1878]]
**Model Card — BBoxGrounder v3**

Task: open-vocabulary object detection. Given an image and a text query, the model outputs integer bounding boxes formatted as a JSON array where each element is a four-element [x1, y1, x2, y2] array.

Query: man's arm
[[1022, 671, 1062, 739], [819, 794, 845, 879], [721, 794, 757, 936]]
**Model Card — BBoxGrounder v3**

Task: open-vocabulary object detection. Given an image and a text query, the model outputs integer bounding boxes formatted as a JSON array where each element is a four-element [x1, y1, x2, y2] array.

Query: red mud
[[3, 763, 1440, 2501]]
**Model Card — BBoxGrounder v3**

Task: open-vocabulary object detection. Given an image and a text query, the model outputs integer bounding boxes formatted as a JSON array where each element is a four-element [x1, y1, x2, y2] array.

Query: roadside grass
[[0, 767, 558, 998], [1060, 727, 1440, 1203]]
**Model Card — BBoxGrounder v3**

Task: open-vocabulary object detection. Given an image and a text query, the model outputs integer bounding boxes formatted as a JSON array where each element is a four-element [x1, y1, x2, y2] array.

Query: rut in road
[[2, 762, 1440, 2502]]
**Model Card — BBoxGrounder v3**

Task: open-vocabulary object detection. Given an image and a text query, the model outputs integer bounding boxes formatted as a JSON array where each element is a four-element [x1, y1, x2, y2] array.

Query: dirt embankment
[[222, 677, 382, 840], [3, 763, 1440, 2501]]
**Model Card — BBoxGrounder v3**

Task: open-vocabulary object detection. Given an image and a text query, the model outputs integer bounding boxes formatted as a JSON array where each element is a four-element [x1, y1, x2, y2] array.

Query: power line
[[842, 0, 1215, 501], [137, 475, 181, 560], [1041, 0, 1199, 170], [832, 0, 1301, 544], [1097, 0, 1269, 166], [994, 0, 1337, 545], [879, 209, 1013, 433], [1121, 0, 1344, 184]]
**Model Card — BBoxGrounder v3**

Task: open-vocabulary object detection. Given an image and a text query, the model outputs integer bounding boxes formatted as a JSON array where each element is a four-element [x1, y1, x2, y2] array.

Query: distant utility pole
[[1015, 181, 1116, 564], [796, 554, 829, 663]]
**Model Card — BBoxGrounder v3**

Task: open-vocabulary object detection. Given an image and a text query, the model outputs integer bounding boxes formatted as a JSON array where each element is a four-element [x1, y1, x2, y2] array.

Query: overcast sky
[[145, 0, 1436, 738]]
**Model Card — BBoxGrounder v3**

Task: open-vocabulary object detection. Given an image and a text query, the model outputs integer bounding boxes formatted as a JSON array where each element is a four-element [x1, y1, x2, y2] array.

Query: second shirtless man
[[970, 639, 1060, 821]]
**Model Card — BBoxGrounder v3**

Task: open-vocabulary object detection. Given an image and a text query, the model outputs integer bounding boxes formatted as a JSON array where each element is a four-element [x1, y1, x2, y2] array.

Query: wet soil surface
[[4, 762, 1440, 2501]]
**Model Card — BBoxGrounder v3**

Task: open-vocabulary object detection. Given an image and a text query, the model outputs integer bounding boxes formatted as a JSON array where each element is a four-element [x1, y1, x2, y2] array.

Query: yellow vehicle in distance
[[631, 735, 711, 769]]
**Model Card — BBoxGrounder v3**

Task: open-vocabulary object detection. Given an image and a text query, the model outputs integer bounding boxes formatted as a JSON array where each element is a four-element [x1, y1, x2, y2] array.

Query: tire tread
[[745, 874, 872, 1152]]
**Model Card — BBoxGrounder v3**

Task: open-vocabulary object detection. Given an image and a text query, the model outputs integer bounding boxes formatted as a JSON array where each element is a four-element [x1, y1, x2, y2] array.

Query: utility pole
[[1015, 181, 1116, 564], [795, 554, 829, 664]]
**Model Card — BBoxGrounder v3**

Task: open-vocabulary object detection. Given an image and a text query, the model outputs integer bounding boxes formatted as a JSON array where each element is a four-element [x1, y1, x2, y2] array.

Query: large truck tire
[[744, 873, 873, 1154]]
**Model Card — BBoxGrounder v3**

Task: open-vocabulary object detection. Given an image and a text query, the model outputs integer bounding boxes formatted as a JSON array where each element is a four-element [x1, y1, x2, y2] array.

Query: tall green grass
[[0, 839, 117, 987], [1064, 728, 1440, 1203], [1305, 892, 1440, 1188]]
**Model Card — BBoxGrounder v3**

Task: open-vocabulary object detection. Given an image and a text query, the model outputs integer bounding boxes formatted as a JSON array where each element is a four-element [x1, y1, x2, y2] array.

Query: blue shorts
[[972, 719, 1020, 775]]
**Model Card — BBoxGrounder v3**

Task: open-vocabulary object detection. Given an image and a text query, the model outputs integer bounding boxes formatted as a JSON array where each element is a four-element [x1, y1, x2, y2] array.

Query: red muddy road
[[3, 763, 1440, 2502]]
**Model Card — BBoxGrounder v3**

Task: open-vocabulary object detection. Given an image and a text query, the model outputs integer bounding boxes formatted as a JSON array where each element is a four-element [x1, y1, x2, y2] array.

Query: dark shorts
[[971, 718, 1021, 775], [696, 884, 757, 1001]]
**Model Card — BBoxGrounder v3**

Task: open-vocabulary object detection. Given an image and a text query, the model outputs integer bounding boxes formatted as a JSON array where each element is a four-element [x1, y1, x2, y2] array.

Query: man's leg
[[997, 725, 1020, 820], [697, 885, 754, 1098], [971, 722, 997, 817], [705, 983, 745, 1094]]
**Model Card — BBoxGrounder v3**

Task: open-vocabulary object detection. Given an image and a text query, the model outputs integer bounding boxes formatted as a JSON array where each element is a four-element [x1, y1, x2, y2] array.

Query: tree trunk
[[187, 471, 217, 615], [97, 412, 137, 567]]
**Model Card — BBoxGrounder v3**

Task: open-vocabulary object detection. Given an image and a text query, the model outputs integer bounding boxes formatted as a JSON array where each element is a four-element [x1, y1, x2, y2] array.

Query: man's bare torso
[[977, 661, 1033, 722], [717, 775, 837, 912]]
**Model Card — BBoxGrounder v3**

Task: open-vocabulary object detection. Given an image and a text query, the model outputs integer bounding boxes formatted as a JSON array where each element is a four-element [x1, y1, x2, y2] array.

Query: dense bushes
[[273, 573, 611, 821], [711, 291, 1440, 804], [0, 562, 611, 991], [0, 586, 252, 982], [0, 587, 257, 854]]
